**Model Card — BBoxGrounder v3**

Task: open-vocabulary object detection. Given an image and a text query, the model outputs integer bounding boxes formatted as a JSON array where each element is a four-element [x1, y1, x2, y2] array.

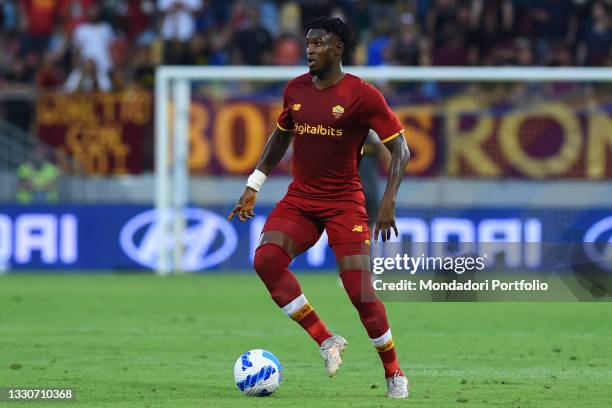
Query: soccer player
[[228, 16, 410, 398]]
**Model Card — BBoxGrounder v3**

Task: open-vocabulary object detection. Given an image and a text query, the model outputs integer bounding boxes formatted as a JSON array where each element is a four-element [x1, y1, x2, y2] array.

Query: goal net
[[154, 66, 612, 276]]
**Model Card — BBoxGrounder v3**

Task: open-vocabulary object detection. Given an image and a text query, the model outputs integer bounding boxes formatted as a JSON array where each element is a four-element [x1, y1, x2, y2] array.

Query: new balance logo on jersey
[[352, 225, 363, 232], [292, 103, 301, 111], [294, 122, 343, 137]]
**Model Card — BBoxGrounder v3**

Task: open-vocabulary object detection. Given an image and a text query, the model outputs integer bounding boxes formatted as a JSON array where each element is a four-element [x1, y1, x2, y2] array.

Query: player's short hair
[[304, 16, 357, 59]]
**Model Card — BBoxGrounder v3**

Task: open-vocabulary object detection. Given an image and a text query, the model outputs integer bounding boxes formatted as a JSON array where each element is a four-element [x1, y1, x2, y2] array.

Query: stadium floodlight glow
[[154, 65, 612, 275]]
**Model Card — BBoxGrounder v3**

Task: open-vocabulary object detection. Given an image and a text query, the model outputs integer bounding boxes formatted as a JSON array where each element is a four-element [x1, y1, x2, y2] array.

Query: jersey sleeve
[[360, 83, 404, 143], [276, 83, 295, 132]]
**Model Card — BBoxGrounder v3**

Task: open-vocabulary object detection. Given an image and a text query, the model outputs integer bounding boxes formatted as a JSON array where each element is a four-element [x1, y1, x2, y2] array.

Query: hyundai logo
[[120, 208, 237, 271], [583, 215, 612, 272]]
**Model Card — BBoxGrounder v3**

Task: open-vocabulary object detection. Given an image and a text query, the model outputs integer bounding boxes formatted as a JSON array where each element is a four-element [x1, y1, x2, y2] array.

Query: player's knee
[[253, 245, 275, 275], [254, 244, 290, 276]]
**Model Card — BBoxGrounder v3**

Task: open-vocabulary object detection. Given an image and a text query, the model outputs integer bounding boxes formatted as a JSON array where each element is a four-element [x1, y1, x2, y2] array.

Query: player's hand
[[228, 187, 257, 222], [374, 199, 398, 243]]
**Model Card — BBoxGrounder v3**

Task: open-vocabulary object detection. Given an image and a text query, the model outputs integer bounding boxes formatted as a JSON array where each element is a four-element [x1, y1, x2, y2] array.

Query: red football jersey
[[277, 73, 403, 201]]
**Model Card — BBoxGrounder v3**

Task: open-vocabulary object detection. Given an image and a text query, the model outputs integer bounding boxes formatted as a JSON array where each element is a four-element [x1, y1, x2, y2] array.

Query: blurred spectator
[[17, 146, 60, 204], [577, 1, 612, 66], [1, 0, 18, 32], [273, 33, 301, 65], [158, 0, 202, 63], [158, 0, 202, 41], [387, 12, 426, 66], [36, 54, 63, 88], [230, 6, 273, 65], [111, 0, 155, 43], [258, 0, 278, 37], [64, 4, 114, 92], [366, 10, 394, 67], [61, 0, 93, 33], [0, 0, 611, 100], [414, 0, 431, 28], [278, 1, 301, 36], [366, 30, 391, 66], [12, 0, 61, 83], [185, 32, 209, 65], [529, 0, 578, 63], [126, 42, 155, 88], [17, 0, 62, 59], [353, 0, 372, 41], [64, 58, 111, 92], [549, 42, 574, 67], [514, 37, 535, 66], [427, 0, 462, 45], [467, 0, 513, 65], [2, 57, 35, 131], [363, 0, 396, 66], [427, 0, 470, 65]]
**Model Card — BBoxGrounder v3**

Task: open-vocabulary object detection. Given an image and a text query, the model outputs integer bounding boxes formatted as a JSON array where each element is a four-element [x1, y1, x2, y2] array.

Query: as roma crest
[[332, 105, 344, 119]]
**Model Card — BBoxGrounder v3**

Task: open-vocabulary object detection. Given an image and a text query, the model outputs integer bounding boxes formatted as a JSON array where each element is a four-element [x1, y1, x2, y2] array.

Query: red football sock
[[296, 309, 333, 345], [372, 329, 404, 378], [254, 244, 332, 345], [340, 269, 404, 378]]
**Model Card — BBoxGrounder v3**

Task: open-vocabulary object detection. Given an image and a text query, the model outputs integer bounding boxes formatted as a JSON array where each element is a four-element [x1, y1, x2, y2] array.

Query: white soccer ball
[[233, 349, 282, 396]]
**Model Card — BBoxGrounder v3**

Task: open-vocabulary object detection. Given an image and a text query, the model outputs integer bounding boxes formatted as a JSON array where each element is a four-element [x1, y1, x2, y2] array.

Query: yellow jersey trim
[[380, 129, 404, 144], [277, 122, 294, 132]]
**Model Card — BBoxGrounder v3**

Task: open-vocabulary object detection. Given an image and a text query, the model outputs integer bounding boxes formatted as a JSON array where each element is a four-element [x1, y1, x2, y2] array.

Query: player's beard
[[308, 64, 321, 76], [309, 63, 329, 78]]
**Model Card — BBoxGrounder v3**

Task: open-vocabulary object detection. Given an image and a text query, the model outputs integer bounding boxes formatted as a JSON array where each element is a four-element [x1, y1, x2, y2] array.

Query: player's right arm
[[228, 81, 296, 222], [227, 127, 294, 222], [254, 126, 294, 175]]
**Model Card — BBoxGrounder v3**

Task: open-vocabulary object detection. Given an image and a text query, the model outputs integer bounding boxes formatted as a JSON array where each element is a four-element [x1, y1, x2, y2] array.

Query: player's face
[[306, 29, 341, 76]]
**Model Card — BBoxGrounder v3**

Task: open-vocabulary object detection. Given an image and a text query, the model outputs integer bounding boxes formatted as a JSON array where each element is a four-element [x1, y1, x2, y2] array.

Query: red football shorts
[[261, 193, 370, 257]]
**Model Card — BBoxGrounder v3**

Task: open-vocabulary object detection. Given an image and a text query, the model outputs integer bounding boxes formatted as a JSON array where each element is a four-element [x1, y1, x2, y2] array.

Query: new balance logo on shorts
[[352, 225, 363, 232]]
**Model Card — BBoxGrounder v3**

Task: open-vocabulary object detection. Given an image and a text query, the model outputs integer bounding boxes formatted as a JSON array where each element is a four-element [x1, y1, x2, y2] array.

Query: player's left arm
[[361, 82, 410, 242], [374, 134, 410, 243]]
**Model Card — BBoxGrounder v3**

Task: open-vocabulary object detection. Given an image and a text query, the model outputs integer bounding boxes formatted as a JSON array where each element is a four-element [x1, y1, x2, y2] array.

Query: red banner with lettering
[[185, 94, 612, 179], [36, 91, 152, 175], [440, 95, 612, 179], [35, 90, 612, 179]]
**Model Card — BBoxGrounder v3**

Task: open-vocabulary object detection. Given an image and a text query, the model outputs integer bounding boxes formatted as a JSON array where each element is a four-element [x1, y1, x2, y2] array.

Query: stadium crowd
[[0, 0, 611, 93]]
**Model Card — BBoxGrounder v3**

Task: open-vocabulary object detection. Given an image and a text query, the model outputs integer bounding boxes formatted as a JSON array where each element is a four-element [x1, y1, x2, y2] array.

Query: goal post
[[154, 66, 612, 275]]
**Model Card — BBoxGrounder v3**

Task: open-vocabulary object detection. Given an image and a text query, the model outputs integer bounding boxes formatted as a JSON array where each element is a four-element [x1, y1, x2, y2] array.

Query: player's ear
[[335, 39, 344, 59], [330, 34, 343, 59]]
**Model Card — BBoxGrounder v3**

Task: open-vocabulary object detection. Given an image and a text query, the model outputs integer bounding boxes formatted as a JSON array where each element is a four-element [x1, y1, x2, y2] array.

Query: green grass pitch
[[1, 273, 611, 407]]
